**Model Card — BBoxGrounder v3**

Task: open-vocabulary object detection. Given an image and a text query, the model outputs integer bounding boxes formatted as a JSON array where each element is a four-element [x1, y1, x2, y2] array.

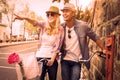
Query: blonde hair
[[45, 15, 60, 35]]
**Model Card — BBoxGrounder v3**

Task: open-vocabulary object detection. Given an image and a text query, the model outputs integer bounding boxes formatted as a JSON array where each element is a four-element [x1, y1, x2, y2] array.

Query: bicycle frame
[[79, 51, 104, 80]]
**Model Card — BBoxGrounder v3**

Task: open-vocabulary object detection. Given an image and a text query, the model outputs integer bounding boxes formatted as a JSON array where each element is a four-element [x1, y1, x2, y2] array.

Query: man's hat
[[46, 6, 60, 15], [61, 3, 75, 12]]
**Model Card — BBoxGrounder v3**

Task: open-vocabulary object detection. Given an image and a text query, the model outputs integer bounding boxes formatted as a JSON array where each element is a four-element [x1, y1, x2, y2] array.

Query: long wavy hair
[[45, 15, 60, 35]]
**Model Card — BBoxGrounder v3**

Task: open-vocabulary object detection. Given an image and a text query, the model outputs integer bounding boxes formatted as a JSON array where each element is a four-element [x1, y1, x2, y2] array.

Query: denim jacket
[[60, 19, 99, 69]]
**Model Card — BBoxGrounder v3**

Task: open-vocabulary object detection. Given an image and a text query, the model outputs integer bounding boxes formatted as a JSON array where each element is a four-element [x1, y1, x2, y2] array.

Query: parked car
[[11, 35, 17, 42], [0, 39, 2, 43], [26, 36, 35, 41], [17, 35, 26, 41]]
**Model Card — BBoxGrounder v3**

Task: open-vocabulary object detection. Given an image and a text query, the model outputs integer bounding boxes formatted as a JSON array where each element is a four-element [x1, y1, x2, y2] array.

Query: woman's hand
[[46, 59, 54, 66], [13, 13, 25, 21]]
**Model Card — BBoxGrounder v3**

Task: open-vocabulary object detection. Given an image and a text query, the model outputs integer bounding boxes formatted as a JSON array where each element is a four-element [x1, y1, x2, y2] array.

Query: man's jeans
[[61, 60, 81, 80]]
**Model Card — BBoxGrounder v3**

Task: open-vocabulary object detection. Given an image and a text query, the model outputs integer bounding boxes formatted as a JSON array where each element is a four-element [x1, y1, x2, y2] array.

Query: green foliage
[[52, 0, 57, 2], [0, 0, 8, 14], [24, 11, 41, 35], [64, 0, 69, 3], [52, 0, 69, 4], [52, 0, 61, 2], [75, 7, 92, 23]]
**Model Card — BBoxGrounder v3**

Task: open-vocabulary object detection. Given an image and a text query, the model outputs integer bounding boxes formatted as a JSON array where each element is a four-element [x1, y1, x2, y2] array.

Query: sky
[[27, 0, 93, 19], [28, 0, 64, 19]]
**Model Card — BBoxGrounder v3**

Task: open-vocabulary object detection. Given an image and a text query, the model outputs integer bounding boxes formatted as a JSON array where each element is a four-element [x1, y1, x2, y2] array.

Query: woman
[[14, 6, 64, 80]]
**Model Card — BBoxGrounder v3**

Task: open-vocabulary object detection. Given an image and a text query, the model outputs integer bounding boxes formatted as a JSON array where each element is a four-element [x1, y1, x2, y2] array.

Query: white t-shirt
[[63, 26, 82, 62]]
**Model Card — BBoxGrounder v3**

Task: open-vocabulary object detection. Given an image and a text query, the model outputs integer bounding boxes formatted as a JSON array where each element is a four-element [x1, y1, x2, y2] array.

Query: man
[[60, 3, 106, 80]]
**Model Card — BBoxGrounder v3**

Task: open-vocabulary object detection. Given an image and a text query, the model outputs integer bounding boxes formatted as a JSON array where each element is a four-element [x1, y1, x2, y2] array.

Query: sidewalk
[[0, 40, 38, 47]]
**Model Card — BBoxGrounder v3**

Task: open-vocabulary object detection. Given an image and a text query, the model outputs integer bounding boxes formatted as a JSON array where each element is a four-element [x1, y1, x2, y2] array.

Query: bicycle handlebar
[[37, 58, 49, 65], [79, 51, 104, 63]]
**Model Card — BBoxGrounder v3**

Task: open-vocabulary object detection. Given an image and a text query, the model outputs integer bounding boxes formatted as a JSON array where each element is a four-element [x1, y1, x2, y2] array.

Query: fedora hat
[[46, 6, 60, 15]]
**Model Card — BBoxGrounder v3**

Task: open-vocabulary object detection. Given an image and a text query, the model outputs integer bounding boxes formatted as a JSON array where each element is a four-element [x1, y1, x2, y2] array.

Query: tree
[[0, 0, 15, 42], [52, 0, 69, 4]]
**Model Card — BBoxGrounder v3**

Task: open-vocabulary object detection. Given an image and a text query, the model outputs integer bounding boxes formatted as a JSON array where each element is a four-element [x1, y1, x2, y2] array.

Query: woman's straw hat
[[46, 6, 60, 15]]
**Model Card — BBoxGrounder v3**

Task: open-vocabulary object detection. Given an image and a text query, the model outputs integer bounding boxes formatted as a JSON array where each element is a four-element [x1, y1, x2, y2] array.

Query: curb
[[0, 40, 38, 47]]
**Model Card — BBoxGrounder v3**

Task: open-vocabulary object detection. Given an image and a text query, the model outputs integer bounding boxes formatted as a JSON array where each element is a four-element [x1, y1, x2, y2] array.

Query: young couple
[[14, 3, 106, 80]]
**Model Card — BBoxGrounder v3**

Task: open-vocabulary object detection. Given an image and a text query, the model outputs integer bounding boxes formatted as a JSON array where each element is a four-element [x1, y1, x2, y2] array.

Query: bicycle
[[79, 51, 104, 80]]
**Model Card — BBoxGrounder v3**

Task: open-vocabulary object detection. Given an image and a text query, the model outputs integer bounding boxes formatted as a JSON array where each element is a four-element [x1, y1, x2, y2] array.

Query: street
[[0, 41, 38, 80], [0, 41, 62, 80]]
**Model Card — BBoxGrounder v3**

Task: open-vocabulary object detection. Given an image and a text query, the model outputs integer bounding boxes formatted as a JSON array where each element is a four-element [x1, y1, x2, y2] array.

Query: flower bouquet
[[8, 52, 26, 80]]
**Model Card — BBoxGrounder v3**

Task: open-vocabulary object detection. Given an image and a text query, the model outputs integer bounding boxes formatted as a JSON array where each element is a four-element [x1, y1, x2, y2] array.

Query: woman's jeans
[[61, 60, 81, 80], [37, 58, 58, 80]]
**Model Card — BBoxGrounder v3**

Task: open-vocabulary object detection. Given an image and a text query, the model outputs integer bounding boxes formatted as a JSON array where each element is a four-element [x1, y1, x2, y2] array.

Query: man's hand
[[103, 49, 106, 54]]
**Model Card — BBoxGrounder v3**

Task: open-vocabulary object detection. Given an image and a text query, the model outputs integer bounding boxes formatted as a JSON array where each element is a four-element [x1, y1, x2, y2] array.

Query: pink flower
[[8, 52, 26, 80], [8, 52, 19, 64]]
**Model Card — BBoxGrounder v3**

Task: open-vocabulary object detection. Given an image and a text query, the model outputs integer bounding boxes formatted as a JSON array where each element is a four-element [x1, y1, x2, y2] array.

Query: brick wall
[[89, 15, 120, 80], [88, 0, 120, 80]]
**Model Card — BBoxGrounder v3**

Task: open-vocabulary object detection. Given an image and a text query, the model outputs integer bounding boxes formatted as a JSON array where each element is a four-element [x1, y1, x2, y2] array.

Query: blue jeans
[[37, 58, 58, 80], [61, 60, 81, 80]]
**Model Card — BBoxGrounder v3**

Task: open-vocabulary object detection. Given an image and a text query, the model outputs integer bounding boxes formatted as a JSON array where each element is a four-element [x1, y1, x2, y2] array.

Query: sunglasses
[[68, 30, 71, 39], [46, 13, 56, 17]]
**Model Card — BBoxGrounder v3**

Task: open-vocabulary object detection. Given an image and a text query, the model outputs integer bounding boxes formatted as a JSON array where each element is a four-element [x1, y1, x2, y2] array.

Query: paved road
[[0, 41, 62, 80], [0, 41, 38, 80]]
